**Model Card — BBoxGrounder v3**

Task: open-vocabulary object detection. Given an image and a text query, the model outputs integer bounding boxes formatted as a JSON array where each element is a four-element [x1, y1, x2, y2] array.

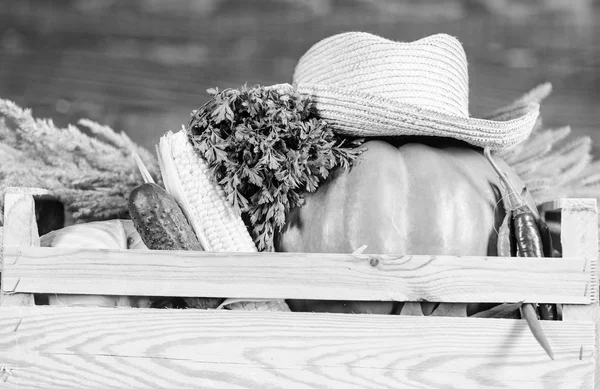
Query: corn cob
[[157, 129, 289, 311], [157, 130, 257, 253]]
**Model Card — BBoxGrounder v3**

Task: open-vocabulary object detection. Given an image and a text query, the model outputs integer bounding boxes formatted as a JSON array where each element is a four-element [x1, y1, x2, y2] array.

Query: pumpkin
[[277, 139, 536, 314]]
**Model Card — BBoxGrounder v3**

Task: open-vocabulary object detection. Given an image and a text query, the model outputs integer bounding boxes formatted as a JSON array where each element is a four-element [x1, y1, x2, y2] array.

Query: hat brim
[[296, 83, 540, 149]]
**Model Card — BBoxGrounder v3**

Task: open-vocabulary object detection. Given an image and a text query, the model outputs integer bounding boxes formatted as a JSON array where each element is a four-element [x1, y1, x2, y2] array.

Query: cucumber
[[128, 182, 203, 251], [128, 182, 223, 309]]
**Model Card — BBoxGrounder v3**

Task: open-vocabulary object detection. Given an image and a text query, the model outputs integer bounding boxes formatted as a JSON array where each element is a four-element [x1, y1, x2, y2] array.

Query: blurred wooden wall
[[1, 0, 599, 154]]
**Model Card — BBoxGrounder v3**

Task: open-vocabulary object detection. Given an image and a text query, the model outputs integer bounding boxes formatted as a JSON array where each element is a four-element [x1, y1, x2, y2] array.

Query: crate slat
[[556, 198, 600, 321], [2, 192, 599, 387], [1, 191, 39, 306], [0, 306, 594, 389], [1, 246, 595, 304], [551, 198, 600, 389]]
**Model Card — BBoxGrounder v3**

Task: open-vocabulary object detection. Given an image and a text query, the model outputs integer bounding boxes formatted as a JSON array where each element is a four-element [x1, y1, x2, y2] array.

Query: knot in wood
[[369, 258, 379, 267]]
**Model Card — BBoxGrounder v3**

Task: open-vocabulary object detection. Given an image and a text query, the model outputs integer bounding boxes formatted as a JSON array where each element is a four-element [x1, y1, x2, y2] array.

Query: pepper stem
[[483, 148, 528, 214]]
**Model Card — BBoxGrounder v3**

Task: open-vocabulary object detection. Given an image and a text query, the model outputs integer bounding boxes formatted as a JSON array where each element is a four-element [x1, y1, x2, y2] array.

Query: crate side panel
[[1, 193, 38, 306], [560, 198, 599, 310], [556, 198, 600, 389], [0, 357, 592, 389], [2, 246, 594, 303], [0, 307, 594, 389]]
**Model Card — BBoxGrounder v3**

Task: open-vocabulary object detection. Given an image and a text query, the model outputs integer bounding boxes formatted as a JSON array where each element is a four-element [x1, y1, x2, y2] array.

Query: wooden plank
[[1, 357, 588, 389], [539, 198, 597, 215], [2, 246, 595, 303], [552, 199, 600, 388], [1, 192, 40, 306], [2, 193, 41, 248], [557, 198, 599, 319], [0, 306, 594, 389]]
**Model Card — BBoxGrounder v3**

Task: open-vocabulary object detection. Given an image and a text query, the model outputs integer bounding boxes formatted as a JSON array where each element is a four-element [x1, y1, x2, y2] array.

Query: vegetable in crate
[[157, 130, 258, 253], [128, 182, 203, 251], [277, 32, 542, 314], [41, 219, 152, 308], [485, 148, 557, 320], [155, 128, 292, 311], [128, 181, 224, 309], [278, 140, 536, 314], [148, 84, 361, 311], [485, 148, 556, 359], [186, 84, 364, 252]]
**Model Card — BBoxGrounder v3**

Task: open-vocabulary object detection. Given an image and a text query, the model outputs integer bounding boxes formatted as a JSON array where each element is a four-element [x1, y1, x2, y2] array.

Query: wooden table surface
[[1, 0, 599, 155]]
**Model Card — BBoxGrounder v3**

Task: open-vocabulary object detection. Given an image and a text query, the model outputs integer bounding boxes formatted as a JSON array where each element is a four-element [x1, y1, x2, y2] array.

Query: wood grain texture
[[0, 306, 595, 389], [1, 192, 38, 306], [2, 193, 40, 249], [1, 246, 595, 304], [554, 198, 600, 388], [558, 198, 599, 322], [539, 198, 598, 215]]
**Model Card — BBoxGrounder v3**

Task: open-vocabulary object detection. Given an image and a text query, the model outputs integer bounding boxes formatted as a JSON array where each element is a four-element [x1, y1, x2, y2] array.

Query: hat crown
[[293, 32, 470, 117]]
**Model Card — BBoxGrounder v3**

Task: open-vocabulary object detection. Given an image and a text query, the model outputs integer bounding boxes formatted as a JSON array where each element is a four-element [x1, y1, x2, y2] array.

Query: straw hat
[[293, 32, 540, 149]]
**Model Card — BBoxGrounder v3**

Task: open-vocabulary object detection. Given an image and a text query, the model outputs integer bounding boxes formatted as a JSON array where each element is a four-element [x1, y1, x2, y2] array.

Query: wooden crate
[[0, 188, 598, 389]]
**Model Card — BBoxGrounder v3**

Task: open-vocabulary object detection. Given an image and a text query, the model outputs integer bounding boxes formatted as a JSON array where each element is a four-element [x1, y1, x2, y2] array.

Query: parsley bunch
[[187, 84, 364, 252]]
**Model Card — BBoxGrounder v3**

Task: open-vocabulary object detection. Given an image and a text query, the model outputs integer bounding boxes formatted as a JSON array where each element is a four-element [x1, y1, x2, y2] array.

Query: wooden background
[[1, 0, 599, 155]]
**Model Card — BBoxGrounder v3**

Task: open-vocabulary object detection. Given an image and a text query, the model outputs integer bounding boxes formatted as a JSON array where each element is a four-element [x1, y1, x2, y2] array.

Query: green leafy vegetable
[[187, 84, 364, 251]]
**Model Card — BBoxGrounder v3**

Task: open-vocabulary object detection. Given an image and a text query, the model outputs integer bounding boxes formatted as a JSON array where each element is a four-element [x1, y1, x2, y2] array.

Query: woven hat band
[[294, 32, 470, 118], [296, 83, 539, 149]]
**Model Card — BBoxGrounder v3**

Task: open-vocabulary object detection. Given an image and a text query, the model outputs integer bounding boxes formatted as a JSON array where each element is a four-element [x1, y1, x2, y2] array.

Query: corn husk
[[218, 298, 291, 312]]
